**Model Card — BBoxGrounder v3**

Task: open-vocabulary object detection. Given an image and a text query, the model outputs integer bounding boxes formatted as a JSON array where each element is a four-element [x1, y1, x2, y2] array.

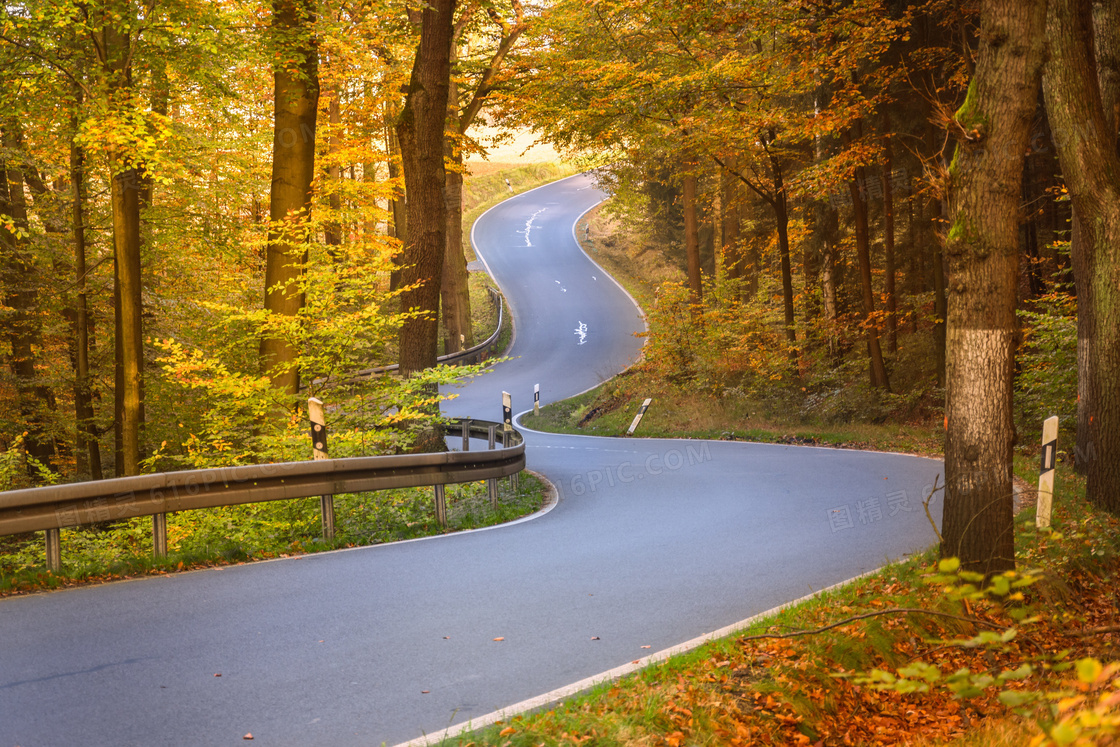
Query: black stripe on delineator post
[[1040, 440, 1057, 473]]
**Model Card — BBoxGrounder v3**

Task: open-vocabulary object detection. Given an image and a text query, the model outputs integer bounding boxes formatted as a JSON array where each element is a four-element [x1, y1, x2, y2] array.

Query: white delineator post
[[627, 398, 653, 436], [534, 384, 540, 416], [308, 397, 335, 540], [1036, 415, 1059, 529]]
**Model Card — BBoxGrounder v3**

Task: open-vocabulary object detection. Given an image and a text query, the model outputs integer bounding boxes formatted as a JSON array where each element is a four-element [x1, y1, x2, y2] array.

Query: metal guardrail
[[313, 288, 505, 388], [0, 419, 523, 570]]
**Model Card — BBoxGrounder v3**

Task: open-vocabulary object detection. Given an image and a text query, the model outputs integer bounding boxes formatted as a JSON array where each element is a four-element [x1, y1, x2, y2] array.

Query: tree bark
[[844, 126, 890, 391], [324, 87, 343, 259], [94, 14, 144, 476], [682, 168, 703, 306], [260, 0, 319, 398], [720, 160, 742, 282], [1044, 0, 1120, 513], [1073, 0, 1119, 475], [70, 107, 103, 481], [396, 0, 455, 376], [941, 0, 1046, 574], [441, 45, 472, 355]]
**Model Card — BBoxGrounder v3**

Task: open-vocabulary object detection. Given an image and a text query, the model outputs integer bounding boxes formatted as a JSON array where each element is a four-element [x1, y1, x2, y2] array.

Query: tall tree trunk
[[1073, 0, 1119, 475], [941, 0, 1046, 574], [71, 109, 103, 481], [441, 35, 473, 355], [94, 15, 144, 476], [814, 199, 841, 360], [720, 161, 742, 282], [324, 87, 343, 258], [844, 127, 890, 390], [1044, 0, 1120, 513], [442, 156, 472, 353], [882, 116, 898, 355], [260, 0, 319, 398], [774, 183, 796, 353], [682, 168, 703, 306], [386, 114, 407, 292], [395, 0, 455, 376]]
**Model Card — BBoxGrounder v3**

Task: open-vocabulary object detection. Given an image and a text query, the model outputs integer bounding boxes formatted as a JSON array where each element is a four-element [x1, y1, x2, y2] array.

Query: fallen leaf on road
[[422, 690, 430, 694], [243, 734, 253, 740], [443, 636, 450, 640], [641, 645, 651, 649], [214, 673, 222, 677], [591, 636, 600, 640], [493, 637, 505, 641]]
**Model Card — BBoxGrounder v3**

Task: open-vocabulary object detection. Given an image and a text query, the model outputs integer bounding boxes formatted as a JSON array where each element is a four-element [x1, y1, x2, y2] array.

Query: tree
[[260, 0, 320, 399], [940, 0, 1047, 574], [1043, 0, 1120, 513], [442, 0, 527, 354], [395, 0, 455, 376]]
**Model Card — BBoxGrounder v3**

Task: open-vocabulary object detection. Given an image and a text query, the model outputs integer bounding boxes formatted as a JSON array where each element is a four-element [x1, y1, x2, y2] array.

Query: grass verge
[[0, 472, 547, 596], [444, 466, 1120, 746]]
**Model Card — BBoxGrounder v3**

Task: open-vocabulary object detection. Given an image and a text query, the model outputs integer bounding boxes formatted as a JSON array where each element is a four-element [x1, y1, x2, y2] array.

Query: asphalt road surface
[[0, 174, 943, 746]]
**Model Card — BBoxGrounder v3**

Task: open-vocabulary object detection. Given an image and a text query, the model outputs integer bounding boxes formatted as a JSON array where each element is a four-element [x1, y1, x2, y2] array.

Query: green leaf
[[1076, 658, 1103, 684], [938, 557, 960, 574]]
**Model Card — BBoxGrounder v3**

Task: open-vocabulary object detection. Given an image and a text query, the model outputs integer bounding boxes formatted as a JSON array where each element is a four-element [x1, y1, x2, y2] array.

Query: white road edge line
[[391, 567, 886, 747]]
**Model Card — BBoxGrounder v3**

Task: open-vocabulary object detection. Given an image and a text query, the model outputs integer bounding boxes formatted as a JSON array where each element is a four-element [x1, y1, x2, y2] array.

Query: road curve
[[0, 174, 943, 747]]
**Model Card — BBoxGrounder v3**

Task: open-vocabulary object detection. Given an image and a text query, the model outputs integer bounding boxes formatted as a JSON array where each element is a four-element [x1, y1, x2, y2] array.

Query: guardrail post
[[434, 484, 447, 528], [309, 397, 335, 541], [462, 419, 471, 451], [488, 424, 498, 508], [152, 513, 168, 559], [45, 528, 61, 572]]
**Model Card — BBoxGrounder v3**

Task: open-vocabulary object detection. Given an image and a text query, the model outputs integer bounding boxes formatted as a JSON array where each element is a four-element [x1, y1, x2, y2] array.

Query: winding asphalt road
[[0, 174, 943, 746]]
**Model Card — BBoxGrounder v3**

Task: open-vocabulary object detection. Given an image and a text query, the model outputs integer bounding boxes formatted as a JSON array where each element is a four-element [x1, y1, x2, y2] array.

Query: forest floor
[[447, 201, 1120, 745]]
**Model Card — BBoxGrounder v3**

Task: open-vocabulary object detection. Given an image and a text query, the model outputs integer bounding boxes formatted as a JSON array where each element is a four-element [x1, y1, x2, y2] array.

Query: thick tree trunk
[[440, 39, 473, 356], [941, 0, 1046, 574], [260, 0, 319, 398], [682, 169, 702, 305], [395, 0, 455, 376], [1073, 0, 1119, 475], [110, 165, 143, 476], [1044, 0, 1120, 513], [90, 14, 145, 476]]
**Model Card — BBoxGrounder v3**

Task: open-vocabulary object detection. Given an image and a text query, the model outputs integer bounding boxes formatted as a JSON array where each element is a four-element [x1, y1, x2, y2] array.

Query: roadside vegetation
[[453, 474, 1120, 745], [0, 162, 566, 596], [0, 473, 546, 596]]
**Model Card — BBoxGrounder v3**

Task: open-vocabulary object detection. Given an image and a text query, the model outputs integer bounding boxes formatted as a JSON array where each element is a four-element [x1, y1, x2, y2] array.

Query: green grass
[[522, 380, 944, 456], [441, 464, 1118, 746], [0, 472, 546, 595]]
